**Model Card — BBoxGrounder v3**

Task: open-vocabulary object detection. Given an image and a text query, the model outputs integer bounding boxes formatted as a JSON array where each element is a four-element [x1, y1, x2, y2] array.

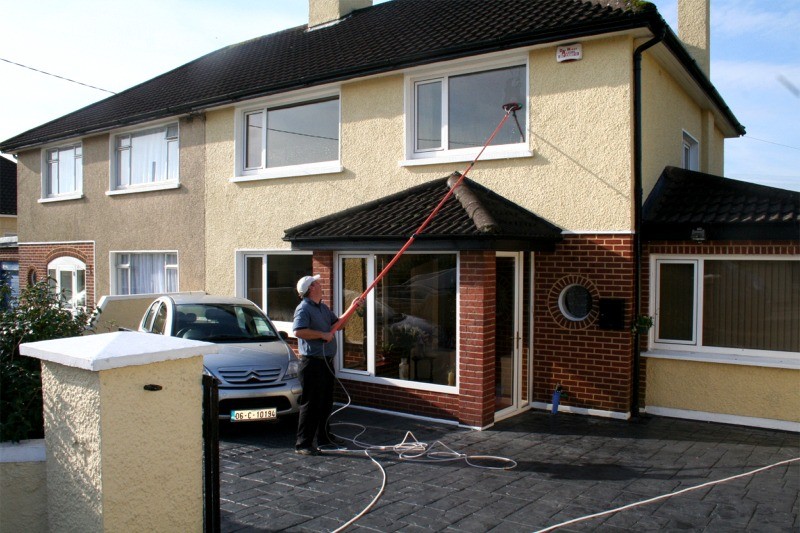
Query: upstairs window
[[43, 143, 82, 199], [682, 131, 699, 171], [113, 123, 179, 190], [408, 60, 527, 162], [239, 96, 340, 180]]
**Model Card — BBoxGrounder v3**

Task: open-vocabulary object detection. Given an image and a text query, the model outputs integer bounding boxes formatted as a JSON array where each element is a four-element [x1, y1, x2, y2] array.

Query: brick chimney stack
[[678, 0, 711, 76], [309, 0, 372, 28]]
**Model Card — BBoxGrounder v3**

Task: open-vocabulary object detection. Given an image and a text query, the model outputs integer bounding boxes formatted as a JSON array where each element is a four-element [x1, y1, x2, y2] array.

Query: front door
[[495, 252, 522, 421]]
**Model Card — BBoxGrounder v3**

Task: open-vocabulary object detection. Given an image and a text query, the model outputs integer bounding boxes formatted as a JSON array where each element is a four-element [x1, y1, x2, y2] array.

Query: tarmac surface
[[218, 408, 799, 532]]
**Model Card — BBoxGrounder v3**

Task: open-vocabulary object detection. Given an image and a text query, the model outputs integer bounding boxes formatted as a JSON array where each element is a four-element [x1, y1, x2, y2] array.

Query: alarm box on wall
[[598, 298, 626, 331]]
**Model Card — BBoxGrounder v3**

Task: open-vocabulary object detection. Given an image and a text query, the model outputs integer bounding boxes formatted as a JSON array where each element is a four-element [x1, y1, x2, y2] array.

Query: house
[[0, 156, 18, 306], [1, 0, 796, 430]]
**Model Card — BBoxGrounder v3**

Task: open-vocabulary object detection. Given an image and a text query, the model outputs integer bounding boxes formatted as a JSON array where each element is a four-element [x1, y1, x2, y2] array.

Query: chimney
[[678, 0, 711, 76], [309, 0, 372, 28]]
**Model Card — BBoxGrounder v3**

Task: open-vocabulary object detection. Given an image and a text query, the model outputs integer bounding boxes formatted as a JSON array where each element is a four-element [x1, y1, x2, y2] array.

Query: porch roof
[[642, 166, 800, 241], [283, 174, 562, 251]]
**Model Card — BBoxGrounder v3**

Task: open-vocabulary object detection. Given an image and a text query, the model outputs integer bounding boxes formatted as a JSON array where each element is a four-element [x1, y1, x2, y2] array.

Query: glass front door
[[495, 253, 522, 420]]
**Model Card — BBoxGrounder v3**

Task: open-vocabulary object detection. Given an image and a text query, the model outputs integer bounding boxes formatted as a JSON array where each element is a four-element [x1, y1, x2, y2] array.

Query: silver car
[[138, 294, 301, 421]]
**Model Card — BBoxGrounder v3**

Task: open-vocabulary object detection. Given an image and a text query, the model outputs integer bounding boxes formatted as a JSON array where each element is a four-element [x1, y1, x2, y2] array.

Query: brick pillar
[[313, 251, 335, 304], [458, 251, 495, 427]]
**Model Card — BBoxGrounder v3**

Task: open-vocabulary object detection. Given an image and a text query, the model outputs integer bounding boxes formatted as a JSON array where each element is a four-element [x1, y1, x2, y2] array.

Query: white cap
[[296, 275, 320, 296]]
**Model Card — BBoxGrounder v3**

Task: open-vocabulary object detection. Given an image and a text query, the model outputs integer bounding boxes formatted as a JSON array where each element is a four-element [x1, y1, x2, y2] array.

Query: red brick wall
[[533, 235, 635, 414], [20, 242, 95, 307]]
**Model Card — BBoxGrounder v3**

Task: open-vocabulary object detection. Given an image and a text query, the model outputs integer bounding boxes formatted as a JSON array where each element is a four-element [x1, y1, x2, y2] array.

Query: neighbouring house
[[0, 0, 796, 430], [0, 156, 18, 307]]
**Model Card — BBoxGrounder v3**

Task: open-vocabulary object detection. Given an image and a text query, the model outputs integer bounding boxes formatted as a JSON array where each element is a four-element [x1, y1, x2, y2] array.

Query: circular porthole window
[[559, 284, 593, 321]]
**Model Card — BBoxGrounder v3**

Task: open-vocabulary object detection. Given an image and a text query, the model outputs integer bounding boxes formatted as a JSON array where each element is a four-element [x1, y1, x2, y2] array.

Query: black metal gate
[[203, 374, 220, 533]]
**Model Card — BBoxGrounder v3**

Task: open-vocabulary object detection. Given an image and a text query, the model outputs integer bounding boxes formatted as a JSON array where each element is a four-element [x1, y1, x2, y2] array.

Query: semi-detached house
[[1, 0, 797, 430]]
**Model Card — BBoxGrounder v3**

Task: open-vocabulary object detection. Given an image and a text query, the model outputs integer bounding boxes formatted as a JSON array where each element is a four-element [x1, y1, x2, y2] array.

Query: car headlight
[[203, 366, 213, 377], [285, 359, 299, 380]]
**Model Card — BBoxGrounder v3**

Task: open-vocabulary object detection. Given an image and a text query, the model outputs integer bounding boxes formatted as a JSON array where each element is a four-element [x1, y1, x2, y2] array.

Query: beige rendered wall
[[0, 456, 47, 533], [640, 52, 725, 194], [99, 357, 204, 532], [0, 216, 16, 236], [646, 358, 800, 423], [205, 36, 636, 295], [41, 356, 203, 532], [15, 115, 207, 302]]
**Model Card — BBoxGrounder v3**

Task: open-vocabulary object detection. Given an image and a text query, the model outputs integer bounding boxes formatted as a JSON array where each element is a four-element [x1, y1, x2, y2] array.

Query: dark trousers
[[295, 356, 335, 449]]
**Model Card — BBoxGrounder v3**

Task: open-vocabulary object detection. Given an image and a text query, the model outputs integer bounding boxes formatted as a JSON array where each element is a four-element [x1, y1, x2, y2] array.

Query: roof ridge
[[447, 172, 500, 234]]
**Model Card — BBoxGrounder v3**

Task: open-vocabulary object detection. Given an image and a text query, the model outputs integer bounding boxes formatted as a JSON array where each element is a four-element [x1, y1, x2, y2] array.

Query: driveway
[[219, 409, 799, 532]]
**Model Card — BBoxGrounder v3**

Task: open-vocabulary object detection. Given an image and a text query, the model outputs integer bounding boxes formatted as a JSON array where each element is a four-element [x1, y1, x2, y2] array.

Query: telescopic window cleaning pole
[[333, 103, 522, 331]]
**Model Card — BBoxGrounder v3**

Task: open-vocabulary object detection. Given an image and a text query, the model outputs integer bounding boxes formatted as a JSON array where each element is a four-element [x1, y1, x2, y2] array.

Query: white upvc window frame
[[47, 256, 86, 311], [333, 250, 460, 395], [402, 54, 531, 166], [232, 87, 342, 182], [40, 142, 83, 202], [110, 251, 179, 296], [235, 250, 313, 333], [682, 130, 699, 171], [107, 121, 180, 195], [649, 254, 800, 366]]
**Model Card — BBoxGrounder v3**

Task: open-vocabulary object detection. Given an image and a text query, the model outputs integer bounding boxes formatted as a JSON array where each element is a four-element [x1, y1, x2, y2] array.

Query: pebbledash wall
[[20, 242, 95, 304]]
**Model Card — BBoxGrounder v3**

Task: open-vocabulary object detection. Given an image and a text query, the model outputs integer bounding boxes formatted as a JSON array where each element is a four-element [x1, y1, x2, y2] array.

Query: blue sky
[[1, 0, 797, 191]]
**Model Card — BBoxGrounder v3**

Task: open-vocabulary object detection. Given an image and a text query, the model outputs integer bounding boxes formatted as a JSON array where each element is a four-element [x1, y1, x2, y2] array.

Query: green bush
[[0, 280, 95, 442]]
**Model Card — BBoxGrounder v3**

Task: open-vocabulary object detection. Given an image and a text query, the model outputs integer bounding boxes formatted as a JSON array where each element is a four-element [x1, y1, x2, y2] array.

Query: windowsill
[[232, 162, 343, 183], [643, 348, 800, 370], [38, 192, 84, 203], [400, 149, 533, 167], [339, 370, 458, 395], [106, 181, 180, 196]]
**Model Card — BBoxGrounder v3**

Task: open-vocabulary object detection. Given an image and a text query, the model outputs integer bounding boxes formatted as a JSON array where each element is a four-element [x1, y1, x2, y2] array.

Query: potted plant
[[631, 314, 654, 335]]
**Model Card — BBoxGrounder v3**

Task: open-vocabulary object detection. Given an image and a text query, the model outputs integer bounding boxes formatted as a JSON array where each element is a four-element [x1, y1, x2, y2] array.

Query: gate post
[[21, 331, 216, 532]]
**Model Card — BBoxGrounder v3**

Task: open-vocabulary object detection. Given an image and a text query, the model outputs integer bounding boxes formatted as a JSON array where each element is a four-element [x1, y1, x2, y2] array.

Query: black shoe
[[295, 447, 318, 456], [318, 435, 347, 447]]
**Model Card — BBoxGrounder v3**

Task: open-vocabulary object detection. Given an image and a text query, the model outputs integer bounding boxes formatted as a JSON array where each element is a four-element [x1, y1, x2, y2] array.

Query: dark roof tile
[[284, 174, 562, 251], [642, 166, 799, 241], [1, 0, 671, 152]]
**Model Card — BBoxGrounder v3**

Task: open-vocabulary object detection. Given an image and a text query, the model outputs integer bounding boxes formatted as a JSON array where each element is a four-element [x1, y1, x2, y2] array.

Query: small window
[[47, 257, 86, 311], [682, 131, 699, 171], [113, 123, 179, 190], [559, 284, 593, 322], [44, 143, 82, 198]]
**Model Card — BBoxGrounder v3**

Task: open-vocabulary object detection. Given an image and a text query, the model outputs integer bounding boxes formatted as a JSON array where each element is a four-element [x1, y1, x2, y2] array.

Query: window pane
[[266, 98, 339, 168], [245, 256, 264, 308], [704, 260, 799, 352], [341, 258, 367, 372], [58, 148, 76, 194], [658, 263, 695, 342], [245, 112, 263, 168], [449, 65, 525, 149], [416, 81, 441, 151], [374, 254, 456, 385], [114, 253, 178, 295], [167, 139, 179, 180], [59, 270, 73, 307], [265, 255, 312, 322]]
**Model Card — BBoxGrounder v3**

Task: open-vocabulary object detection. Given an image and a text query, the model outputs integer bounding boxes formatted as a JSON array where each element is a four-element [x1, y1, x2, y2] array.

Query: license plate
[[230, 408, 277, 422]]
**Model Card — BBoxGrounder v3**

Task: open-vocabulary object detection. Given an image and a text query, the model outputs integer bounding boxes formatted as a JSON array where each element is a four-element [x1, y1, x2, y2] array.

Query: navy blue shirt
[[293, 297, 338, 357]]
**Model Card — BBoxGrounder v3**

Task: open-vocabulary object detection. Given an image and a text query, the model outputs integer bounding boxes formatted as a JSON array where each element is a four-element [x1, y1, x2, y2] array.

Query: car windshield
[[174, 303, 280, 342]]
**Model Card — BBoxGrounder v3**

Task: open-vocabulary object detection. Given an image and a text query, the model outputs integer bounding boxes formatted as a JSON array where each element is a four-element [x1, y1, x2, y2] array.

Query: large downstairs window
[[653, 257, 800, 357], [112, 123, 179, 191], [338, 253, 457, 390], [239, 252, 313, 331], [407, 57, 527, 162], [112, 252, 178, 295], [43, 143, 82, 200], [238, 94, 340, 180]]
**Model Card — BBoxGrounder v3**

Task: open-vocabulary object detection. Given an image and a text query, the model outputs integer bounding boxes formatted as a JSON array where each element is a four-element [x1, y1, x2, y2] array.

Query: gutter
[[631, 25, 666, 419]]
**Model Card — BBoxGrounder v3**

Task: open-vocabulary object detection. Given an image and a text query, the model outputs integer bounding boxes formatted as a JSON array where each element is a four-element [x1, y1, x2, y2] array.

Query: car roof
[[168, 293, 259, 307]]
